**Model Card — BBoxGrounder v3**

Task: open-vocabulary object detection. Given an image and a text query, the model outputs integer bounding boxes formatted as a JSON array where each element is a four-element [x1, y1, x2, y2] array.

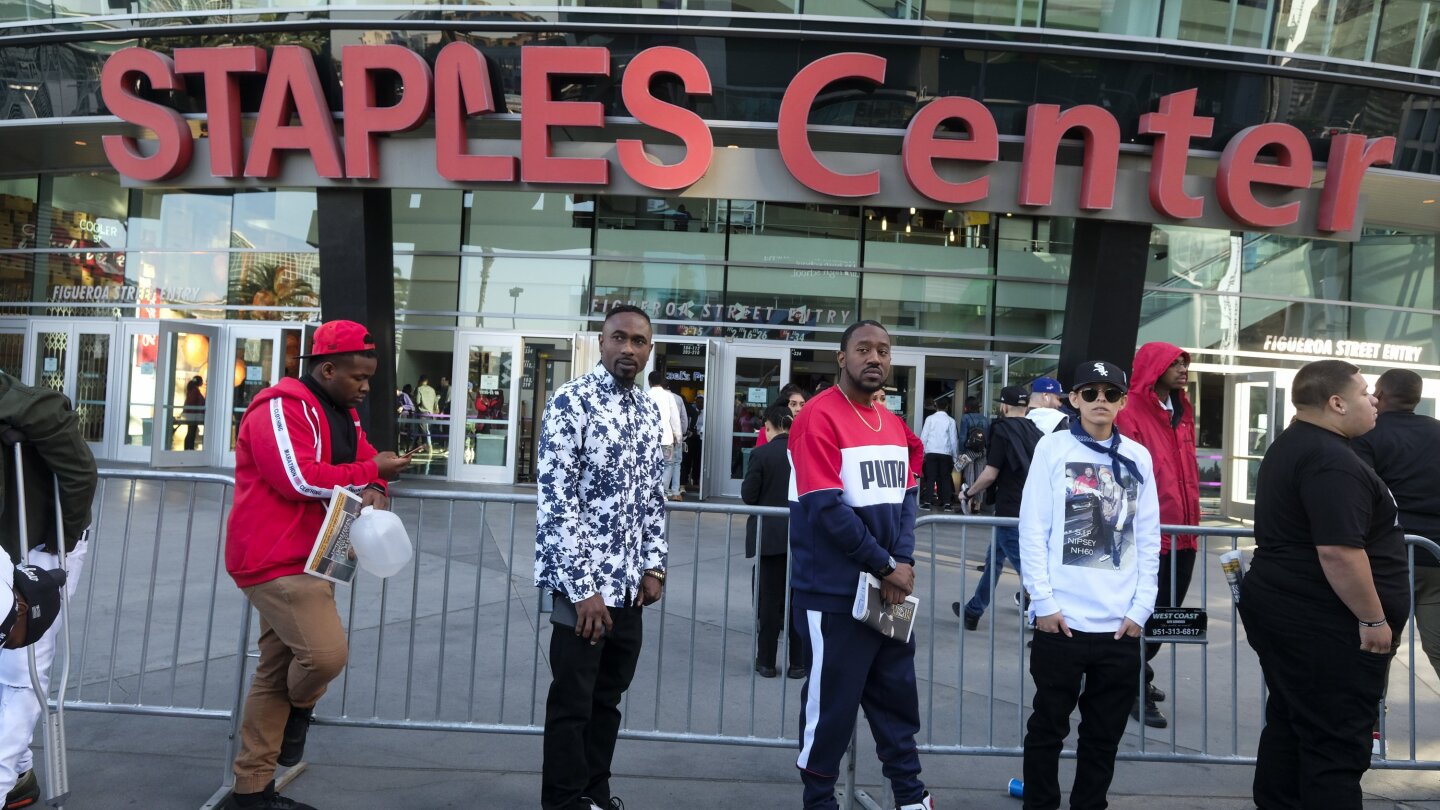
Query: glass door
[[152, 322, 222, 467], [221, 325, 305, 468], [698, 338, 721, 500], [23, 320, 118, 459], [516, 337, 573, 484], [450, 332, 522, 484], [715, 344, 789, 498], [0, 327, 22, 377], [1222, 371, 1282, 521], [114, 322, 160, 463], [887, 350, 924, 433]]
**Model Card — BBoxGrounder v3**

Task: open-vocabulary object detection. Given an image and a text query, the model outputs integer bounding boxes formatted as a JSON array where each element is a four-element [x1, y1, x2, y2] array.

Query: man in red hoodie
[[1114, 342, 1200, 731], [225, 320, 412, 810]]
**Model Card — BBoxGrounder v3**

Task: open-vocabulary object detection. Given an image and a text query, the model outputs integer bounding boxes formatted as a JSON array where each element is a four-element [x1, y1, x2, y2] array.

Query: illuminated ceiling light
[[909, 207, 916, 214], [73, 140, 87, 146], [905, 224, 912, 234], [1424, 199, 1437, 205], [727, 144, 739, 149], [949, 229, 956, 243], [880, 217, 887, 231], [1005, 212, 1013, 217]]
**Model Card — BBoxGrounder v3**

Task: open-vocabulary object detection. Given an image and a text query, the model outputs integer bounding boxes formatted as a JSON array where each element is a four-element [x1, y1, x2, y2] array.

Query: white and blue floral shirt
[[535, 363, 668, 607]]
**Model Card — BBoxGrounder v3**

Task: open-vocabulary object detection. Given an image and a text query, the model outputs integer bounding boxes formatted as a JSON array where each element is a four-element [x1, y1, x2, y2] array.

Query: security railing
[[45, 472, 1440, 810]]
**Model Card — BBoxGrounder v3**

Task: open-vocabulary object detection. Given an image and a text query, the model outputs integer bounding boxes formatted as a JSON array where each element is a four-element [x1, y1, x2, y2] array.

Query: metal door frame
[[449, 330, 524, 484], [23, 318, 123, 460], [1221, 370, 1279, 521], [152, 321, 223, 468], [713, 343, 790, 499]]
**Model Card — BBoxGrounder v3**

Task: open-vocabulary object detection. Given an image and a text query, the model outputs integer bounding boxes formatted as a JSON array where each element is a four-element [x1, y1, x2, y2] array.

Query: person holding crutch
[[0, 371, 96, 809]]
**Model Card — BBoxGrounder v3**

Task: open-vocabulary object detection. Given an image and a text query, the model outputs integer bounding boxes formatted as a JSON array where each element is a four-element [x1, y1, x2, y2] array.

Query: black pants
[[1144, 548, 1197, 684], [682, 434, 702, 486], [1239, 576, 1394, 810], [1023, 630, 1142, 810], [541, 604, 644, 810], [920, 453, 955, 507], [754, 555, 801, 670]]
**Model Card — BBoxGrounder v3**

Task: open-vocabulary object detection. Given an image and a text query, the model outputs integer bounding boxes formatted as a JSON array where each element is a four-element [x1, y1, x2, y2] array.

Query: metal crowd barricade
[[47, 473, 1440, 810]]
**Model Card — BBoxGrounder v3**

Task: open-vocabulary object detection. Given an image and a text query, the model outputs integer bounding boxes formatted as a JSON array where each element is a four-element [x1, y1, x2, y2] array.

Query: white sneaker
[[897, 791, 934, 810]]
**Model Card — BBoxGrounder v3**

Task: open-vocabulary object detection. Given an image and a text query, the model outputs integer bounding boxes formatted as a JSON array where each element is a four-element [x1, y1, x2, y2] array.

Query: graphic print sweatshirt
[[788, 386, 923, 613], [1019, 429, 1161, 632]]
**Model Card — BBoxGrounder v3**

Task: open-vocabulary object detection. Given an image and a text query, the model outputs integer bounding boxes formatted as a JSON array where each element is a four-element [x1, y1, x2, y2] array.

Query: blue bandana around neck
[[1068, 419, 1145, 488]]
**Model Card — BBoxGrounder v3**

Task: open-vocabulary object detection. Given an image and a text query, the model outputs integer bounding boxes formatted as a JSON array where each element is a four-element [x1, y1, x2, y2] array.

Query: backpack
[[964, 427, 986, 454]]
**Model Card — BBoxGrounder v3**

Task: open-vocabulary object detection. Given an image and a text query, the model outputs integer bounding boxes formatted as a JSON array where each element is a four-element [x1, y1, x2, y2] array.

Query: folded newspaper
[[306, 487, 363, 584], [1220, 548, 1251, 605], [852, 572, 920, 643]]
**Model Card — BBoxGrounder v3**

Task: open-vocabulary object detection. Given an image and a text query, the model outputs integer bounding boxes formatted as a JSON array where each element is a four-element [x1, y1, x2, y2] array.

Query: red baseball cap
[[305, 320, 376, 357]]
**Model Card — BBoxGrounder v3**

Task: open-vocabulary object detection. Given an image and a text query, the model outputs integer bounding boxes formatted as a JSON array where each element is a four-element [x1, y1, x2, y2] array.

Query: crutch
[[3, 428, 69, 808]]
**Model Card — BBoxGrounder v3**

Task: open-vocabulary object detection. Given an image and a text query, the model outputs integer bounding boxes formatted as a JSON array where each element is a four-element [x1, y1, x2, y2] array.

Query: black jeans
[[1143, 548, 1197, 684], [1239, 576, 1394, 810], [920, 453, 955, 507], [754, 555, 801, 670], [541, 603, 644, 810], [1023, 629, 1142, 810]]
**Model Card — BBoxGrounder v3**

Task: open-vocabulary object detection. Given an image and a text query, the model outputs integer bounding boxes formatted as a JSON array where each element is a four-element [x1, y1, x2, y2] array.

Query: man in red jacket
[[225, 321, 412, 810], [1114, 342, 1200, 730]]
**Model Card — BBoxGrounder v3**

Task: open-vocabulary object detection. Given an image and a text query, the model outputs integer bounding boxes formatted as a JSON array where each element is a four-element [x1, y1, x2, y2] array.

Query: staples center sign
[[102, 44, 1393, 234]]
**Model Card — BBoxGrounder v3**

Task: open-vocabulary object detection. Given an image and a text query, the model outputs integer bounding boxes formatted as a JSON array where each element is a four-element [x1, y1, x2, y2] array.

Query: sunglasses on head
[[1077, 386, 1125, 403]]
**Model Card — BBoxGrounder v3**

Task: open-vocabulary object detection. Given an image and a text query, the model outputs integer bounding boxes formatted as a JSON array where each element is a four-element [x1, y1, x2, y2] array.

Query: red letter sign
[[778, 53, 886, 198], [616, 46, 713, 191], [1317, 134, 1395, 233], [1019, 104, 1120, 210], [902, 97, 998, 205], [244, 46, 343, 179], [100, 48, 193, 182], [1137, 88, 1214, 219], [342, 45, 433, 180], [174, 46, 266, 179], [434, 42, 516, 183], [521, 47, 609, 185], [1216, 123, 1311, 228]]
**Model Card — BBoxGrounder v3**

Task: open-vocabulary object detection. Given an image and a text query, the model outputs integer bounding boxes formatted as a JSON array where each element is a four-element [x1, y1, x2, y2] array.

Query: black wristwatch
[[877, 556, 898, 578]]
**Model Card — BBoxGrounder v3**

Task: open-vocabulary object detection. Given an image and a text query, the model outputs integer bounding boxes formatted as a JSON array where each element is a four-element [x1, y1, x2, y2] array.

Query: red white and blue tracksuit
[[788, 386, 926, 809]]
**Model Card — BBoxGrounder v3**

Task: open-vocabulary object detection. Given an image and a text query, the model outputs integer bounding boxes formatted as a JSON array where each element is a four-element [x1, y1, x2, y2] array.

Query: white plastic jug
[[348, 506, 413, 578]]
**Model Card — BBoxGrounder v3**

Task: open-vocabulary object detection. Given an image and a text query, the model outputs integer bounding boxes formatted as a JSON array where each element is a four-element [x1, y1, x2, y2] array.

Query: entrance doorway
[[23, 319, 120, 459]]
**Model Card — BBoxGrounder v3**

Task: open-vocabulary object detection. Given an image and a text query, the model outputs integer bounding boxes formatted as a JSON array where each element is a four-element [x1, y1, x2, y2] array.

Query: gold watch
[[643, 568, 666, 583]]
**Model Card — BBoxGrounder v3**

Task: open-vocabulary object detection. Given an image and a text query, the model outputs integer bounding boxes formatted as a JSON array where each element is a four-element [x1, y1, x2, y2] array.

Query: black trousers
[[1144, 548, 1197, 683], [920, 453, 955, 507], [1023, 630, 1142, 810], [541, 604, 644, 810], [754, 554, 801, 670], [682, 434, 702, 486], [1239, 577, 1394, 810]]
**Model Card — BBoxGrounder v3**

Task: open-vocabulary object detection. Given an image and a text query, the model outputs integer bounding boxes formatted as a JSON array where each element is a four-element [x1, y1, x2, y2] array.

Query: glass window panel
[[1238, 297, 1351, 352], [51, 173, 127, 250], [160, 332, 209, 452], [1138, 290, 1239, 350], [459, 256, 590, 331], [0, 333, 21, 377], [862, 207, 992, 272], [1350, 231, 1434, 310], [725, 265, 858, 341], [926, 0, 1039, 25], [126, 332, 157, 448], [804, 0, 912, 19], [395, 255, 459, 328], [1351, 309, 1436, 365], [592, 261, 724, 337], [130, 190, 233, 251], [1241, 236, 1350, 301], [75, 331, 109, 444], [860, 273, 990, 335], [728, 202, 860, 267], [0, 255, 33, 309], [393, 189, 461, 253], [464, 190, 591, 254], [228, 253, 321, 319], [40, 247, 126, 309], [0, 177, 38, 250], [232, 190, 319, 251], [33, 329, 67, 393], [1163, 0, 1269, 47], [994, 280, 1066, 340], [998, 217, 1072, 281], [126, 252, 230, 315], [230, 337, 277, 451], [596, 196, 726, 260], [1147, 225, 1235, 290], [1274, 0, 1374, 59]]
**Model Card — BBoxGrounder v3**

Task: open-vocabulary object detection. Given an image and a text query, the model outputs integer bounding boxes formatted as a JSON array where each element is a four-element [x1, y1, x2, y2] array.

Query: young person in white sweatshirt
[[1018, 360, 1161, 810]]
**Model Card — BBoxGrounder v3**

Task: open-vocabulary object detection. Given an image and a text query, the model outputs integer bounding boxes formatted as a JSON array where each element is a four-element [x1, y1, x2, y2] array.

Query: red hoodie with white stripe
[[225, 377, 385, 588]]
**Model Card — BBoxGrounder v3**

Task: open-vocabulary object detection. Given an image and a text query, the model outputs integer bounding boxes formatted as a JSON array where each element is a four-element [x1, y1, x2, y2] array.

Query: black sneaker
[[754, 662, 778, 679], [786, 665, 808, 679], [963, 611, 979, 632], [1148, 683, 1166, 703], [4, 769, 38, 809], [581, 799, 625, 810], [278, 705, 314, 767], [232, 781, 316, 810], [1131, 697, 1168, 729]]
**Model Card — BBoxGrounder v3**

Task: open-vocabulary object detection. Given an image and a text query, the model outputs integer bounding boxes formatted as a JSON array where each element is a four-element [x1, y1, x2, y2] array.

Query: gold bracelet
[[644, 568, 666, 583]]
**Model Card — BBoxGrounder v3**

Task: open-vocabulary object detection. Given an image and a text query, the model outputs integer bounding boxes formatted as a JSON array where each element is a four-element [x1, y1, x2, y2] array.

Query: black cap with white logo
[[1070, 361, 1129, 393], [0, 564, 66, 649]]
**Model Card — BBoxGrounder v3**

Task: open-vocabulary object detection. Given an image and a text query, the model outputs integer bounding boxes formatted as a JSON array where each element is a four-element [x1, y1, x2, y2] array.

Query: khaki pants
[[233, 575, 348, 793], [1415, 566, 1440, 683]]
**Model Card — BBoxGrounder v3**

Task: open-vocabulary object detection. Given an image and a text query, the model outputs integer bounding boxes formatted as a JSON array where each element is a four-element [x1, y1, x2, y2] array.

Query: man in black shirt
[[1240, 359, 1409, 810], [1351, 368, 1440, 681], [952, 385, 1039, 630]]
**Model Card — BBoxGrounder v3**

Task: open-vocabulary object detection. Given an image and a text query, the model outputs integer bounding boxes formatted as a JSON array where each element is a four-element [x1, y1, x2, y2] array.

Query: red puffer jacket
[[225, 377, 385, 588], [1114, 342, 1201, 553]]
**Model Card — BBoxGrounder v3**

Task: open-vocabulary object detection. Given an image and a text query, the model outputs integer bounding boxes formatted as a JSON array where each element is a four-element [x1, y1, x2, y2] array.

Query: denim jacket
[[534, 363, 668, 607]]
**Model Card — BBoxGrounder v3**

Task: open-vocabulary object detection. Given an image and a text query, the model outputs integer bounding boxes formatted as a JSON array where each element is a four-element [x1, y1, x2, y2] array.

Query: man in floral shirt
[[535, 304, 668, 810]]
